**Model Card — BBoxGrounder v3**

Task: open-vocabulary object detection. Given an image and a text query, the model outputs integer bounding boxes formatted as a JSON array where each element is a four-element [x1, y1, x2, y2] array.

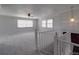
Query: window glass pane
[[17, 20, 33, 28], [42, 20, 46, 24], [25, 20, 33, 27], [42, 20, 46, 28], [47, 19, 53, 24], [47, 23, 52, 28], [47, 19, 53, 28]]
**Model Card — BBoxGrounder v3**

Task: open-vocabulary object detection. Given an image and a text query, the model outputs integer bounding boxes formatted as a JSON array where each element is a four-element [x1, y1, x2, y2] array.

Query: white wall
[[0, 15, 37, 54], [53, 7, 79, 33]]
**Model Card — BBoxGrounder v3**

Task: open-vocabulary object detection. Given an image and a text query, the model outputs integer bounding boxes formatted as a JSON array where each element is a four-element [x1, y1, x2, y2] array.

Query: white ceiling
[[0, 4, 79, 19]]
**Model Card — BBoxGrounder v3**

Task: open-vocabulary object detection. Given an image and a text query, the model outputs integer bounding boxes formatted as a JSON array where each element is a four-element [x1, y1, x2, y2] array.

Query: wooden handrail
[[58, 39, 79, 47], [38, 30, 54, 33]]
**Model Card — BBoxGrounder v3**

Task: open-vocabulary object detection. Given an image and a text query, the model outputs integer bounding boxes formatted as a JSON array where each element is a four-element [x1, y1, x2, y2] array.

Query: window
[[42, 20, 46, 28], [42, 19, 53, 28], [47, 19, 53, 28], [17, 20, 33, 28]]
